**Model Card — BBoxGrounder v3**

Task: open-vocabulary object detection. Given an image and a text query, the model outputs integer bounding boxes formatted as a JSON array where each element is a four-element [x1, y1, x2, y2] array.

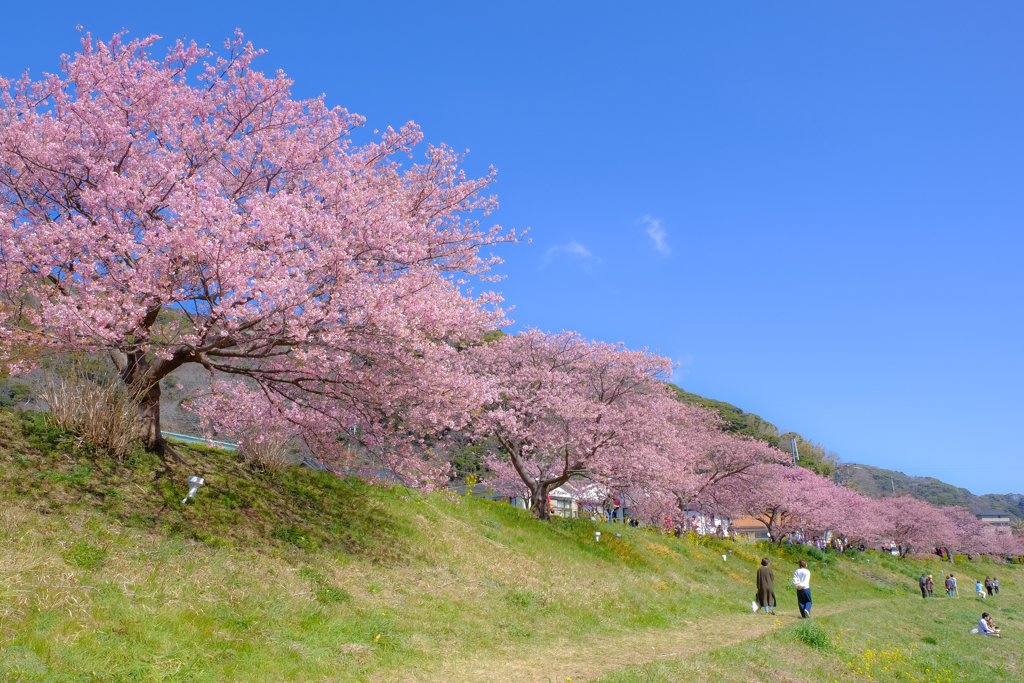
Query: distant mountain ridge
[[843, 462, 1024, 523]]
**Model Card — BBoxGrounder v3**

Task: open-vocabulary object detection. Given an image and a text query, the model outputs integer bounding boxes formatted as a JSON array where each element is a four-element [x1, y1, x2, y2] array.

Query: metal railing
[[161, 431, 238, 451]]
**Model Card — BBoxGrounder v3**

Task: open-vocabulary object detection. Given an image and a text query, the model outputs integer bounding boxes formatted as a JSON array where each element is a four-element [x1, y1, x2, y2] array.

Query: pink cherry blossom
[[0, 31, 516, 487]]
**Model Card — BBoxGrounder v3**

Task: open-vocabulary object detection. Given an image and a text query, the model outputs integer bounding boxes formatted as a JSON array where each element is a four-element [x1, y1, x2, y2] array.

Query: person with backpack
[[793, 560, 812, 618]]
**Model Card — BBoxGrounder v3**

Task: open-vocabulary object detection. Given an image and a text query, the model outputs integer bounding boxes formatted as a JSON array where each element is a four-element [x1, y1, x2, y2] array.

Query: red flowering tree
[[0, 32, 515, 480], [467, 329, 683, 520]]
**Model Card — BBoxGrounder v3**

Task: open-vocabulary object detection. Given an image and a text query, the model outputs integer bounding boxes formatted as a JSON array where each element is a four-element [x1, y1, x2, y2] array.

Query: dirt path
[[407, 599, 885, 683]]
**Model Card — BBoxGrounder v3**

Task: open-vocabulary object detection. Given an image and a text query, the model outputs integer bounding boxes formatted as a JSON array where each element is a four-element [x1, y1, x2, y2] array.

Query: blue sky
[[3, 2, 1022, 495]]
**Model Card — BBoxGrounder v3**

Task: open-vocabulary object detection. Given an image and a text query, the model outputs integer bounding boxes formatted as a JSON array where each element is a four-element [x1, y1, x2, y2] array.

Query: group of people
[[752, 558, 813, 619], [919, 573, 999, 599], [751, 557, 1007, 641]]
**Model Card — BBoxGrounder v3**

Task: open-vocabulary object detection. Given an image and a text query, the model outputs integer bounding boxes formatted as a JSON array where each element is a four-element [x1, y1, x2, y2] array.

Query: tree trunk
[[137, 379, 163, 450], [529, 484, 552, 521], [117, 351, 170, 453]]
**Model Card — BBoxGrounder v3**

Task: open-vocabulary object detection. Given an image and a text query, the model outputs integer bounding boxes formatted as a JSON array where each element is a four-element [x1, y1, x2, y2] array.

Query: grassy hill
[[1, 406, 1023, 682]]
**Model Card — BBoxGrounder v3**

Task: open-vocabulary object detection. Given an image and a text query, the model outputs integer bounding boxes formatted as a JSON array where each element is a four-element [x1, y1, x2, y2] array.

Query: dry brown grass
[[38, 359, 144, 460], [238, 430, 295, 471]]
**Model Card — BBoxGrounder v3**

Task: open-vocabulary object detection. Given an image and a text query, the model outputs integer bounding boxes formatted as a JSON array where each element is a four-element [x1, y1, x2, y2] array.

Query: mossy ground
[[0, 408, 1021, 682]]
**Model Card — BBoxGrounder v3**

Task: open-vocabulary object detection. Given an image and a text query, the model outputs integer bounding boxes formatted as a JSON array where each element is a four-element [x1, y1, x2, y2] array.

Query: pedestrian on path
[[755, 558, 776, 615], [925, 574, 934, 598], [993, 577, 999, 595], [919, 573, 928, 599], [793, 559, 812, 618], [984, 576, 993, 596], [950, 574, 958, 598]]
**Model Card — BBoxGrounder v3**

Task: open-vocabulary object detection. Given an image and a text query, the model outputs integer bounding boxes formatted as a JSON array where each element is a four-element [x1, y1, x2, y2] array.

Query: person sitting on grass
[[978, 613, 1000, 637]]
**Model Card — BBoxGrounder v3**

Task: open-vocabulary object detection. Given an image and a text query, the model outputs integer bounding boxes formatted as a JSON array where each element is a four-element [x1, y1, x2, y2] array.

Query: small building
[[975, 510, 1012, 535], [730, 515, 770, 541]]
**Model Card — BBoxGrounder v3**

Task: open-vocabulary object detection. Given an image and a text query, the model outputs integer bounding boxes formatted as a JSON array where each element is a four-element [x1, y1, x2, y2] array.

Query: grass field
[[0, 407, 1021, 682]]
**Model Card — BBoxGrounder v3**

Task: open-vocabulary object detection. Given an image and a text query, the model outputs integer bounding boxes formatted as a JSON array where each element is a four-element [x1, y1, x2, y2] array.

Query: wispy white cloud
[[542, 241, 602, 271], [639, 215, 671, 255]]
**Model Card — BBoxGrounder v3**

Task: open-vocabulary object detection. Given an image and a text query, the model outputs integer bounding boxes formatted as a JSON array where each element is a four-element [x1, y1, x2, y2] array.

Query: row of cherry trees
[[1, 33, 1018, 557], [463, 331, 1023, 557]]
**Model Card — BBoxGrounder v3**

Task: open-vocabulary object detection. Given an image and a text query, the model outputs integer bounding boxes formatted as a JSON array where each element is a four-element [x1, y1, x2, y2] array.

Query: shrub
[[238, 430, 294, 471], [39, 357, 144, 460], [63, 540, 107, 571], [792, 621, 830, 649]]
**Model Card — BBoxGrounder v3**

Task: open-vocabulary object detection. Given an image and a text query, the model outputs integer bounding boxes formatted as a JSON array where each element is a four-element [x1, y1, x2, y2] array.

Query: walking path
[[408, 599, 887, 683]]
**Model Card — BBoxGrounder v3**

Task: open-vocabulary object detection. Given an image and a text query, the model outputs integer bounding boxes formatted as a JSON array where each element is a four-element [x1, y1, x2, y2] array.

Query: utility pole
[[891, 477, 896, 495], [790, 437, 800, 467]]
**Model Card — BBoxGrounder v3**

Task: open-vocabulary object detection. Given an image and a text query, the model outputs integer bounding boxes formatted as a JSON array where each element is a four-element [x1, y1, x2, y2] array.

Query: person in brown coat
[[756, 557, 776, 614], [924, 574, 934, 597]]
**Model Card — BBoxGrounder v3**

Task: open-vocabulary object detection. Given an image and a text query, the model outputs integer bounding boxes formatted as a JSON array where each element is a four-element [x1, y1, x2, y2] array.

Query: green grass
[[597, 595, 1023, 683], [0, 407, 1021, 682]]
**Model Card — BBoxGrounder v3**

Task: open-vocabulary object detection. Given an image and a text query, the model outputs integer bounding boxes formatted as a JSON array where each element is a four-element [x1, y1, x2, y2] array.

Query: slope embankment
[[0, 407, 1020, 683]]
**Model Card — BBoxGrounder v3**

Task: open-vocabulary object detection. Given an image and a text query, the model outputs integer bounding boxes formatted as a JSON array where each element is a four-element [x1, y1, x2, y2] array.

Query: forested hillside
[[845, 462, 1024, 523], [669, 385, 839, 477]]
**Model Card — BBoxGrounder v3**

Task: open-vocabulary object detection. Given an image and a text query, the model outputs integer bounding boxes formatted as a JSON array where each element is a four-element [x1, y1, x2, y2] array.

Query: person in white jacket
[[793, 560, 812, 618]]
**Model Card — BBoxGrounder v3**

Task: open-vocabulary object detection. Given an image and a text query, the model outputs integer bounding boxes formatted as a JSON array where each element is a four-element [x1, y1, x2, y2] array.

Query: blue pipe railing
[[161, 431, 237, 451]]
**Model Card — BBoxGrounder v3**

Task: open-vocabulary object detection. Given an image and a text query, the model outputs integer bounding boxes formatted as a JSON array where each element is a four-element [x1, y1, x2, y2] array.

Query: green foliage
[[299, 567, 352, 604], [668, 385, 780, 443], [504, 589, 539, 608], [791, 621, 831, 649], [668, 385, 837, 476], [0, 378, 30, 407], [62, 539, 107, 570]]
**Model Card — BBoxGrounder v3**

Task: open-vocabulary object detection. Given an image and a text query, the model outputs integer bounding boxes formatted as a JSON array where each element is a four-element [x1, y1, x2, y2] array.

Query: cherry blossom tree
[[622, 414, 787, 531], [466, 329, 681, 520], [0, 31, 516, 479], [872, 496, 952, 557], [830, 493, 886, 548], [719, 463, 848, 545]]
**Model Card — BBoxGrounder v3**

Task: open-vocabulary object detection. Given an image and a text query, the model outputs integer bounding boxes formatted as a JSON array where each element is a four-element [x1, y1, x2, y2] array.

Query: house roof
[[976, 510, 1009, 517], [730, 515, 768, 532]]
